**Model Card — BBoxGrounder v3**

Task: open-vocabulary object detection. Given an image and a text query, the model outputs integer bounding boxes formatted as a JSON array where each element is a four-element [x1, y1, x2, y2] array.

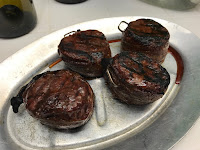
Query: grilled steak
[[11, 70, 94, 129], [120, 19, 170, 64], [58, 30, 111, 77], [104, 51, 170, 105]]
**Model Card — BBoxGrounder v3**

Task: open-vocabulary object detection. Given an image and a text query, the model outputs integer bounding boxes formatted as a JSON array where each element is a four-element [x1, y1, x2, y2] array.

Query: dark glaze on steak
[[104, 51, 170, 105], [11, 70, 94, 129], [58, 30, 111, 77], [120, 19, 170, 64]]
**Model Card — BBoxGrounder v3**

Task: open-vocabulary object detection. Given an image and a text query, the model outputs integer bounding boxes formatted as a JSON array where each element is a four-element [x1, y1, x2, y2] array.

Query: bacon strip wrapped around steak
[[11, 70, 94, 129], [104, 51, 170, 105], [58, 30, 111, 77], [119, 19, 170, 64]]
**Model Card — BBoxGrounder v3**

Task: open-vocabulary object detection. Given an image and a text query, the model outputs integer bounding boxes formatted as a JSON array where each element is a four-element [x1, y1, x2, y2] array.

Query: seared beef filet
[[11, 70, 94, 129], [104, 51, 170, 105], [120, 19, 170, 64], [58, 30, 111, 77]]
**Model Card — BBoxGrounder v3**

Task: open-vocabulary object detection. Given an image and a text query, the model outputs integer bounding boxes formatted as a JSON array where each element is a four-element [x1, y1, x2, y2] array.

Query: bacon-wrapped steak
[[120, 19, 170, 64], [11, 70, 94, 129], [58, 30, 111, 77], [104, 51, 170, 105]]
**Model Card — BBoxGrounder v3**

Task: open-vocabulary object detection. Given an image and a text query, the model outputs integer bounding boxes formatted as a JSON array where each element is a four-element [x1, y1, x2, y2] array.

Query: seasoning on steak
[[120, 19, 170, 64], [104, 51, 170, 105], [11, 70, 94, 129], [58, 29, 111, 77]]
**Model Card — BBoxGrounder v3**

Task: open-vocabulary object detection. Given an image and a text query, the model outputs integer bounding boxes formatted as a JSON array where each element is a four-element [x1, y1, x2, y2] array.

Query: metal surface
[[0, 16, 199, 150]]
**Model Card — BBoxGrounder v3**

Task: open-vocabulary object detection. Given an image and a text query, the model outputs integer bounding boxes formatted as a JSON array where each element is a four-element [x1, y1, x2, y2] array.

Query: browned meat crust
[[11, 70, 94, 129], [121, 19, 170, 64], [58, 30, 111, 77], [104, 51, 170, 105]]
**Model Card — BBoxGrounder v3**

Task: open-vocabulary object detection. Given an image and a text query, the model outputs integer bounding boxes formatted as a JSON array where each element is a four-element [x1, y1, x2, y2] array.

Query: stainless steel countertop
[[1, 0, 200, 149]]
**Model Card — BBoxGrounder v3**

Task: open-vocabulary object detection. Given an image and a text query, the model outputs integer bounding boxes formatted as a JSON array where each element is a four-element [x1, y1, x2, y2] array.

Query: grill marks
[[58, 30, 111, 77], [129, 19, 169, 38], [11, 73, 45, 113], [64, 47, 95, 63], [105, 51, 170, 105], [79, 31, 106, 40], [121, 19, 170, 63], [116, 52, 169, 85], [60, 33, 104, 63], [19, 70, 94, 129], [119, 53, 145, 75]]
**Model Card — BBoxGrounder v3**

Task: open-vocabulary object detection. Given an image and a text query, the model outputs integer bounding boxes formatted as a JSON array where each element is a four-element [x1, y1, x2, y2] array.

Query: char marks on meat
[[104, 51, 170, 105], [11, 70, 94, 129], [58, 30, 111, 77], [121, 19, 170, 64]]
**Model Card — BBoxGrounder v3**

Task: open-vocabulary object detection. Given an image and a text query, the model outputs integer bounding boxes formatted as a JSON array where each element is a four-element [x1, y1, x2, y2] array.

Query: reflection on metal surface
[[0, 17, 199, 150], [89, 78, 107, 127]]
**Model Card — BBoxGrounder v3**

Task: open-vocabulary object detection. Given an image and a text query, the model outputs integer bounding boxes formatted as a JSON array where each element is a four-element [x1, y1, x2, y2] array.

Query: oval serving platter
[[0, 16, 200, 150]]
